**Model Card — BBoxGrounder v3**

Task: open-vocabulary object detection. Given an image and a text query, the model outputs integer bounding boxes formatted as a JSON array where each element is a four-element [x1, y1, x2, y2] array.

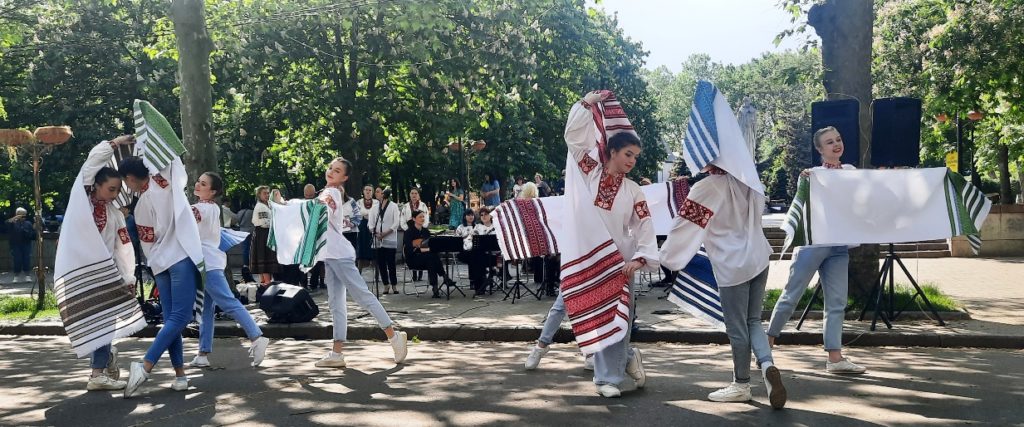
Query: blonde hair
[[812, 126, 840, 149], [519, 182, 539, 199]]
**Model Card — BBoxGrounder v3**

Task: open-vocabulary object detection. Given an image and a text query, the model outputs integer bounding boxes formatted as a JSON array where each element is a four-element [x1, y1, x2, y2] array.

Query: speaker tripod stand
[[857, 243, 946, 331]]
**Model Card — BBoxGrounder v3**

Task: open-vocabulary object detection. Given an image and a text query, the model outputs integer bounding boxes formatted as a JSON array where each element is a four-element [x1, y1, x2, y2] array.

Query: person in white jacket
[[369, 188, 401, 294]]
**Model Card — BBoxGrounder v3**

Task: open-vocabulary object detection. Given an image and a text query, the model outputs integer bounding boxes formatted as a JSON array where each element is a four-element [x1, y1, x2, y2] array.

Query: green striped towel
[[133, 99, 187, 172], [944, 169, 988, 254], [781, 168, 990, 255], [269, 200, 329, 269]]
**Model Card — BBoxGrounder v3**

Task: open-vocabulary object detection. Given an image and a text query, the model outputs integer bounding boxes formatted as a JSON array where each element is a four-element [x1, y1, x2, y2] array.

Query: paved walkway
[[2, 336, 1022, 426], [2, 257, 1022, 347]]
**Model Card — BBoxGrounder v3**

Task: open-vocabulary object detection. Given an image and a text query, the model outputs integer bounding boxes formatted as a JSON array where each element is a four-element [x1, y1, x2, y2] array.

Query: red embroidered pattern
[[323, 194, 337, 211], [578, 155, 598, 175], [137, 225, 155, 243], [192, 206, 202, 223], [515, 199, 552, 257], [822, 161, 843, 169], [117, 227, 130, 244], [594, 171, 624, 210], [680, 199, 714, 228], [633, 200, 651, 219], [153, 175, 169, 189], [91, 198, 107, 232]]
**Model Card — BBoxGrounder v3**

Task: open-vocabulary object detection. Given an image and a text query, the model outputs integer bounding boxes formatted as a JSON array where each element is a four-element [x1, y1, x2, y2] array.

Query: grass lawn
[[0, 294, 60, 321], [762, 282, 960, 312]]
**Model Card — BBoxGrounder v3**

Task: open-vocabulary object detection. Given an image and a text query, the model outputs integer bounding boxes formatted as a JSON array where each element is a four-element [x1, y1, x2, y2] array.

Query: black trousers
[[309, 262, 325, 288], [457, 250, 489, 293], [376, 247, 398, 285], [407, 251, 448, 295], [531, 255, 560, 292]]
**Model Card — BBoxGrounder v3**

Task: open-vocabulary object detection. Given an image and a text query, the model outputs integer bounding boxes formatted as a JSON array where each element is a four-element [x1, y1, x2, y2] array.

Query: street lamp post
[[446, 138, 487, 199], [0, 126, 73, 309]]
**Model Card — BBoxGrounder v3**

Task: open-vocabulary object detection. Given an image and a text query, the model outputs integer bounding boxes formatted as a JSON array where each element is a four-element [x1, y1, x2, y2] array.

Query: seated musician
[[457, 207, 498, 296], [403, 210, 456, 298]]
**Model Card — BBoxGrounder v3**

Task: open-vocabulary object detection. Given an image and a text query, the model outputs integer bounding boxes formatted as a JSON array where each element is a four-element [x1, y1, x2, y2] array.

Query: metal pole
[[956, 113, 963, 175], [32, 145, 47, 309]]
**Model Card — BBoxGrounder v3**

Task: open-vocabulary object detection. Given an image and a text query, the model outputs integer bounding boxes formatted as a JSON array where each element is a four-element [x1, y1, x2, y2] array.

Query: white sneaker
[[249, 337, 270, 367], [596, 383, 621, 398], [583, 354, 595, 371], [106, 346, 120, 380], [826, 358, 867, 375], [390, 331, 408, 364], [708, 382, 752, 402], [626, 347, 646, 389], [171, 376, 188, 391], [123, 361, 149, 399], [763, 366, 787, 409], [189, 354, 210, 368], [87, 374, 126, 391], [314, 351, 346, 368], [524, 345, 550, 370], [23, 275, 32, 283]]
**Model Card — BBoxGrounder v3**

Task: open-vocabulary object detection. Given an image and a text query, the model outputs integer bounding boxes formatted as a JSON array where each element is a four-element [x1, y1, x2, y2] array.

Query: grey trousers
[[324, 257, 394, 341], [719, 267, 773, 383]]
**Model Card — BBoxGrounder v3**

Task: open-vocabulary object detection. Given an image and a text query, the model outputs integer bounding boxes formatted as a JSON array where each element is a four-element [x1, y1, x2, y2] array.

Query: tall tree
[[807, 0, 878, 300], [170, 0, 216, 178]]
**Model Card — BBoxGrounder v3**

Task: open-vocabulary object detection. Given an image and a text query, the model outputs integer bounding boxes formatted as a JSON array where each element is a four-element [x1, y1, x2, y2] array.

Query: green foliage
[[644, 51, 823, 199], [0, 293, 58, 314], [0, 0, 665, 211], [762, 282, 959, 312]]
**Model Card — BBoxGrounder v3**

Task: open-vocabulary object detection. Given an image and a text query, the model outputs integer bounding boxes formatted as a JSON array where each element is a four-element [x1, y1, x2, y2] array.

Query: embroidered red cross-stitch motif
[[117, 227, 130, 244], [192, 206, 202, 223], [680, 199, 714, 228], [152, 175, 169, 189], [91, 199, 107, 232], [594, 171, 624, 210], [578, 155, 598, 175], [633, 200, 651, 219], [137, 225, 155, 243]]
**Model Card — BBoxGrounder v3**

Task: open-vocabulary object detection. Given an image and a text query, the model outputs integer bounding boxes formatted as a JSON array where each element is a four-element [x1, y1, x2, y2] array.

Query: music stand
[[504, 257, 541, 304], [857, 243, 945, 331], [473, 235, 502, 295], [429, 235, 467, 299]]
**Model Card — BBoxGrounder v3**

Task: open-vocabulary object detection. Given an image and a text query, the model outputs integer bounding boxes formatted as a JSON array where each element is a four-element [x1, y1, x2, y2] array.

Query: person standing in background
[[6, 207, 35, 283], [480, 173, 501, 208]]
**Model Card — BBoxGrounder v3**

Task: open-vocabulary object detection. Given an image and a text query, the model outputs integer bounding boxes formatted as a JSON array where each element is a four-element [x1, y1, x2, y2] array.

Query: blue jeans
[[720, 268, 773, 383], [538, 294, 566, 346], [90, 344, 112, 369], [10, 242, 31, 275], [144, 258, 198, 368], [199, 269, 263, 353], [767, 245, 849, 351]]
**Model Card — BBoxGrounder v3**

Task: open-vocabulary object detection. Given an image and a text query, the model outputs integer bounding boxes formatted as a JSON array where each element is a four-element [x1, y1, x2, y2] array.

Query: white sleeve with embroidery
[[659, 178, 725, 271], [630, 189, 660, 271], [81, 141, 114, 186], [564, 101, 601, 169]]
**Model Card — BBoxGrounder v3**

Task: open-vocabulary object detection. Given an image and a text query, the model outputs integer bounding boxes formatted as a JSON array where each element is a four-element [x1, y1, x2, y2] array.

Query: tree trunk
[[997, 143, 1011, 204], [808, 0, 878, 302], [170, 0, 216, 180]]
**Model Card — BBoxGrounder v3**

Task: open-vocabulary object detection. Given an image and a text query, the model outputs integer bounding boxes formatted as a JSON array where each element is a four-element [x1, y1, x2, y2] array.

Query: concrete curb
[[2, 320, 1019, 349]]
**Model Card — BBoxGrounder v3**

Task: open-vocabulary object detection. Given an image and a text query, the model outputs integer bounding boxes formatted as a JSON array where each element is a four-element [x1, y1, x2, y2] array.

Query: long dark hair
[[461, 209, 476, 227], [605, 132, 642, 159], [200, 171, 226, 224], [407, 209, 424, 230]]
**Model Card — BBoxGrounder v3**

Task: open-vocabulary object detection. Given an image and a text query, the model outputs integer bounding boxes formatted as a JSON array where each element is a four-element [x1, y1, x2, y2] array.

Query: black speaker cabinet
[[871, 97, 922, 167]]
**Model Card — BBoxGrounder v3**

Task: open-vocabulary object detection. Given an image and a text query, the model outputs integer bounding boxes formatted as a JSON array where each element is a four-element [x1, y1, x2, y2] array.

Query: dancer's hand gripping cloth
[[55, 141, 144, 358], [132, 99, 206, 323], [558, 91, 659, 355]]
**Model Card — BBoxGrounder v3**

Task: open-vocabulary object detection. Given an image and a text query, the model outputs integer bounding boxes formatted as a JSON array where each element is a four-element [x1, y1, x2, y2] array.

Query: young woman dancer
[[766, 126, 866, 375], [524, 91, 659, 398], [188, 172, 271, 369], [313, 158, 408, 368], [120, 155, 203, 397], [56, 135, 138, 391]]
